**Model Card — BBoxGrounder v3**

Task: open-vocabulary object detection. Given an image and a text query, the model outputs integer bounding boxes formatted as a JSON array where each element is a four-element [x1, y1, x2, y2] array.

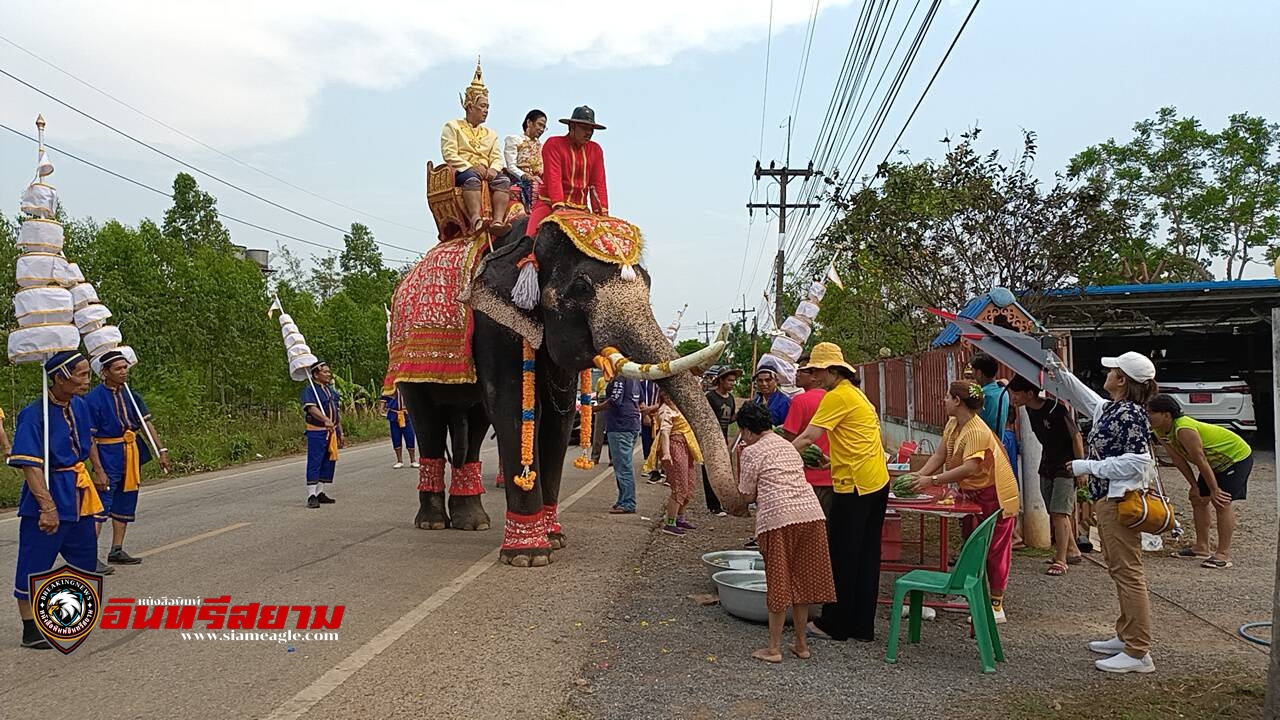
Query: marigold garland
[[514, 340, 537, 491], [573, 369, 595, 469]]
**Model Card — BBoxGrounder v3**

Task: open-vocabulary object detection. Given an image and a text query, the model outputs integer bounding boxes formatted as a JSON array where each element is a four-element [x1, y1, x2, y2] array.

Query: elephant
[[400, 383, 491, 531], [460, 216, 745, 567]]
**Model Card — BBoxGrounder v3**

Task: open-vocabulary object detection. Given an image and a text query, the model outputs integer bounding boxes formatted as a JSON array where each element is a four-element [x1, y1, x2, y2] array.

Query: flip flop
[[1201, 557, 1233, 569], [1174, 548, 1212, 560], [1046, 562, 1067, 576]]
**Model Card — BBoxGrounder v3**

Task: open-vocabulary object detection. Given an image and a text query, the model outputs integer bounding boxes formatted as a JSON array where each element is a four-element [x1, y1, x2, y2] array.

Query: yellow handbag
[[1115, 453, 1177, 534]]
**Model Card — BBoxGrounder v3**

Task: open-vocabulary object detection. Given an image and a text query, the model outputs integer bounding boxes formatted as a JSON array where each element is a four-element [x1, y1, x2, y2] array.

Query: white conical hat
[[36, 149, 53, 178], [13, 287, 74, 327], [288, 353, 320, 381], [74, 303, 112, 333], [90, 345, 138, 377], [83, 325, 123, 356], [7, 324, 80, 363], [19, 182, 57, 219], [70, 282, 100, 309], [17, 218, 64, 253]]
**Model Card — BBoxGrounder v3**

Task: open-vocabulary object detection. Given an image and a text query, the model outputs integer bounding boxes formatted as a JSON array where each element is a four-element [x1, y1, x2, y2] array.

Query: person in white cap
[[1058, 350, 1161, 674]]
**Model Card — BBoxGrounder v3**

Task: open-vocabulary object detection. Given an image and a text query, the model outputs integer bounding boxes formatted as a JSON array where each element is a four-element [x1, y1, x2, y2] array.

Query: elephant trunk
[[590, 289, 743, 516], [655, 371, 745, 516]]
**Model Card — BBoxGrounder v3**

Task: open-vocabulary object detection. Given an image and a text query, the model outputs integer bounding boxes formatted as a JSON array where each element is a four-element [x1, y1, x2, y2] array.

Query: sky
[[1, 0, 1277, 344]]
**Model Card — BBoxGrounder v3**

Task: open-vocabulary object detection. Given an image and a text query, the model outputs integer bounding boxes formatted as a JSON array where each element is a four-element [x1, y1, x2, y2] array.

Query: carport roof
[[1036, 279, 1280, 332]]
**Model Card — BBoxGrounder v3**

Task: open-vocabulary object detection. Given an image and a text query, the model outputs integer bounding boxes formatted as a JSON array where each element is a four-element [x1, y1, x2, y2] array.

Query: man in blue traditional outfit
[[378, 389, 417, 469], [9, 351, 108, 649], [85, 349, 169, 568], [751, 367, 792, 427], [302, 360, 343, 509]]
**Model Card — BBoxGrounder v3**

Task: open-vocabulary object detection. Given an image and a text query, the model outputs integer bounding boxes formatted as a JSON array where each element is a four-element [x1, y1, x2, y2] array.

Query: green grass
[[1013, 546, 1056, 559], [0, 410, 388, 508], [1000, 674, 1264, 720]]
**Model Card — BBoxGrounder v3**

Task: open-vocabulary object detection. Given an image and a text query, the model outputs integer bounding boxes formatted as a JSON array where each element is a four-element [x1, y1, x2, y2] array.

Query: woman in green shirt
[[1147, 394, 1253, 569]]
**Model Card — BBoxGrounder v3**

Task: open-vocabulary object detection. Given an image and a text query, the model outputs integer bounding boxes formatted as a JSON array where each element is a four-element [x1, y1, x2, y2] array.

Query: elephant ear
[[465, 232, 544, 349]]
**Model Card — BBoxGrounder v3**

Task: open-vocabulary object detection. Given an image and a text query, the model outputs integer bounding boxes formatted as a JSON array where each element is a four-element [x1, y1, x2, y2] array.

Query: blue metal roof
[[1044, 278, 1280, 297]]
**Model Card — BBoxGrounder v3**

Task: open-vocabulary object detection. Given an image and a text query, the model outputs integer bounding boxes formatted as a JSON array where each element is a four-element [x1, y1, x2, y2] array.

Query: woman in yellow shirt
[[792, 342, 890, 643], [911, 381, 1020, 623]]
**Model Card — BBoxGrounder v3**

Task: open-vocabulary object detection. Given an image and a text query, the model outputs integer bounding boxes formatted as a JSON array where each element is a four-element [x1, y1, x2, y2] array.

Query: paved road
[[0, 437, 662, 719]]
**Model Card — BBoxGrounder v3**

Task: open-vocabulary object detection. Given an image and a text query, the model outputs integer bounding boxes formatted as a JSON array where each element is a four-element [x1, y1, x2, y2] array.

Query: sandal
[[1046, 562, 1067, 576], [1201, 557, 1233, 569], [1067, 555, 1083, 565], [1174, 547, 1212, 560]]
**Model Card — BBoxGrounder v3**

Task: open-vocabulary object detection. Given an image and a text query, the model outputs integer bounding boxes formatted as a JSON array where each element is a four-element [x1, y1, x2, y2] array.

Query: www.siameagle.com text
[[180, 630, 340, 643]]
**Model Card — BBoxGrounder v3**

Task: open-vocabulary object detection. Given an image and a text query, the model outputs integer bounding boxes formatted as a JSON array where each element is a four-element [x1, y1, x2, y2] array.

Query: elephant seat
[[425, 161, 493, 243]]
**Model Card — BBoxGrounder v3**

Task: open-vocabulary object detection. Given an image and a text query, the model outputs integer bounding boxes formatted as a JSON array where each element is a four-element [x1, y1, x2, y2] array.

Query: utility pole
[[697, 311, 716, 345], [730, 295, 752, 331], [747, 159, 820, 325]]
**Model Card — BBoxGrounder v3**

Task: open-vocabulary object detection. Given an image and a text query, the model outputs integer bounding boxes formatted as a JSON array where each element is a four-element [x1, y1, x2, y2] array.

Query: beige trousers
[[1095, 500, 1153, 657]]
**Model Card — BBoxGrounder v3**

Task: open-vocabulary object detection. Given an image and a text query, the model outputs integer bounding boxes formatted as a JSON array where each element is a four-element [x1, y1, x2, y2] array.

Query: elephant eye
[[565, 274, 594, 301]]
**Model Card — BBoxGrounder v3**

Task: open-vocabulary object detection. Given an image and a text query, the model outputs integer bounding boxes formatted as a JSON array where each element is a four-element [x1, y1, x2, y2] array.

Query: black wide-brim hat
[[560, 105, 606, 130]]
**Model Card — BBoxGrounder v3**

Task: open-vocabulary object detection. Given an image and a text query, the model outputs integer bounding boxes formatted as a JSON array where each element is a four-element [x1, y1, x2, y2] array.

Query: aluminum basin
[[713, 569, 786, 624], [701, 550, 765, 588]]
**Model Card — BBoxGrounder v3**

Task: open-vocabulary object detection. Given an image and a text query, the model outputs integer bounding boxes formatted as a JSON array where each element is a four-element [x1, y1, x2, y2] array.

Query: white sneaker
[[1088, 636, 1126, 654], [1095, 651, 1155, 674], [900, 605, 937, 620], [393, 462, 404, 469], [410, 461, 419, 468]]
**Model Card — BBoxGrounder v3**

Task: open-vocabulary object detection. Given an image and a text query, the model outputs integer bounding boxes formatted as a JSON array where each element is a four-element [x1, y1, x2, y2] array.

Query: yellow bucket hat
[[800, 342, 854, 373]]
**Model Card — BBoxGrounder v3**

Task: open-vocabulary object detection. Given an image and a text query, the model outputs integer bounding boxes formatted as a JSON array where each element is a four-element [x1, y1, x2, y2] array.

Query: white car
[[1158, 379, 1257, 438]]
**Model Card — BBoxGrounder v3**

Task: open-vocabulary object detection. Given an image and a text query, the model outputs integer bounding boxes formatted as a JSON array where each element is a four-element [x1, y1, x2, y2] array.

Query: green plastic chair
[[884, 511, 1005, 673]]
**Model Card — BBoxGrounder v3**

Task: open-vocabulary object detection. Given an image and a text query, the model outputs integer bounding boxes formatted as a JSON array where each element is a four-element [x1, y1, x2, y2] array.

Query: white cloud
[[1, 0, 850, 152]]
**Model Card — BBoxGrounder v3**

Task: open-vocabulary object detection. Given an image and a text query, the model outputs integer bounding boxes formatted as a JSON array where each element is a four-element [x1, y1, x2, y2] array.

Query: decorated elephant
[[387, 232, 495, 532], [389, 212, 742, 566]]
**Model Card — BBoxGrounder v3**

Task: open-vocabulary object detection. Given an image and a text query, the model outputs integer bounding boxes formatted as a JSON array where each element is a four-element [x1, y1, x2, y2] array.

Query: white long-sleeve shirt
[[1051, 358, 1152, 498], [1072, 453, 1152, 499]]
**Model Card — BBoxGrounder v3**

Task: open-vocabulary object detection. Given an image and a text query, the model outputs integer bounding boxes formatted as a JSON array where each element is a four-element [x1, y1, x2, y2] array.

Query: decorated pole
[[8, 115, 81, 484], [268, 296, 324, 418]]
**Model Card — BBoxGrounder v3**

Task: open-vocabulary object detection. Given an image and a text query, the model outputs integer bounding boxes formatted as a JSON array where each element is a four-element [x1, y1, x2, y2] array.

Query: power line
[[0, 122, 419, 262], [0, 67, 418, 249], [788, 0, 978, 278], [786, 0, 822, 130], [756, 0, 775, 157], [875, 0, 982, 170], [0, 33, 434, 236]]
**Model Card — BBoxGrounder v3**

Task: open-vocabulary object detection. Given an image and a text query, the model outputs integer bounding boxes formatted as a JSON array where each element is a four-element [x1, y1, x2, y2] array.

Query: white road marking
[[263, 464, 618, 720], [0, 443, 499, 526], [132, 522, 251, 559]]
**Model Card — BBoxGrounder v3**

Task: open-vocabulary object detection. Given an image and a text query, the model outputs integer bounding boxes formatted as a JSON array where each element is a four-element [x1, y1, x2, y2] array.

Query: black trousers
[[815, 484, 889, 641], [701, 466, 723, 513]]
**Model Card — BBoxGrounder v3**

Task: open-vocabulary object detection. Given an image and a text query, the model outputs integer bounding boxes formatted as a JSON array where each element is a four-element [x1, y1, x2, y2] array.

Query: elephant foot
[[448, 493, 491, 531], [548, 532, 567, 550], [500, 549, 553, 567], [414, 491, 449, 530]]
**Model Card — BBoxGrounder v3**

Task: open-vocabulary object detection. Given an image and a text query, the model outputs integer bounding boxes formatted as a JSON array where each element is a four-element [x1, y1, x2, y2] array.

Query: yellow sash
[[394, 408, 407, 429], [307, 424, 340, 461], [96, 429, 141, 491], [60, 462, 103, 519]]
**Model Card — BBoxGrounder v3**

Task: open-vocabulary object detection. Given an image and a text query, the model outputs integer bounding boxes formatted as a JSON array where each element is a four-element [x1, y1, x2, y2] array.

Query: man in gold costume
[[440, 60, 512, 234]]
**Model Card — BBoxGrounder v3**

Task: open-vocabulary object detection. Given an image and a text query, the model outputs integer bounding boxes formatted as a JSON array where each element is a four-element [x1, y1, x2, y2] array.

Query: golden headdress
[[460, 57, 488, 111]]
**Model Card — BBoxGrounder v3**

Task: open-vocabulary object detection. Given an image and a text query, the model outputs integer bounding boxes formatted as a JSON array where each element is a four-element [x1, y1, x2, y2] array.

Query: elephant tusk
[[608, 341, 727, 381]]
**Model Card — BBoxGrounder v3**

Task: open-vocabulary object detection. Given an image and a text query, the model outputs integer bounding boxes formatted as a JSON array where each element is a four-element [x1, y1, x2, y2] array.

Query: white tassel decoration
[[620, 263, 636, 281], [511, 254, 540, 310]]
